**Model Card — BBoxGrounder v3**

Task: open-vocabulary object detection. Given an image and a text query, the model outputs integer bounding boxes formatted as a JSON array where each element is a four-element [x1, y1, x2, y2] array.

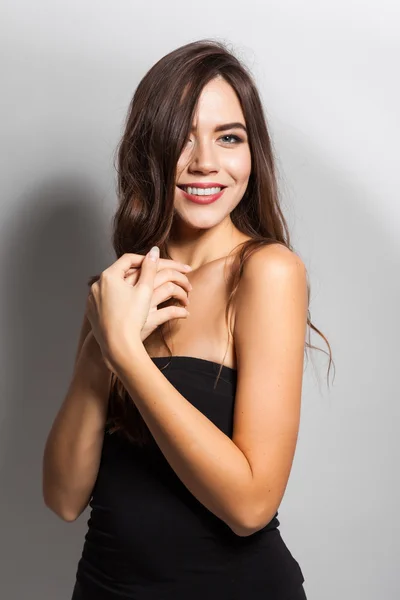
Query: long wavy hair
[[88, 39, 335, 446]]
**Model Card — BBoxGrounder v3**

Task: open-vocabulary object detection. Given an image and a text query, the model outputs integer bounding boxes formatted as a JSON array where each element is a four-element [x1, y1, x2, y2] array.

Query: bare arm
[[42, 297, 112, 522], [42, 258, 191, 521], [72, 299, 93, 370]]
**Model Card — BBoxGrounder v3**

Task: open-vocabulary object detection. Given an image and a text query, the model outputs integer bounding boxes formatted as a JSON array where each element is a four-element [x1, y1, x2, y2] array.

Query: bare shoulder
[[232, 243, 308, 328], [241, 243, 306, 280]]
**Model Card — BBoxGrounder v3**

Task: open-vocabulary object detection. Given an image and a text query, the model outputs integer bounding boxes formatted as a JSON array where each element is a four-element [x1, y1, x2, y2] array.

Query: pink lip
[[177, 187, 226, 205], [178, 182, 226, 188]]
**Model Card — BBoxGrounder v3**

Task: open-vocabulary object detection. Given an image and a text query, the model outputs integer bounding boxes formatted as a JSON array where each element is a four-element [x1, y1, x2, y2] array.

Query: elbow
[[232, 517, 268, 538], [228, 508, 260, 538], [229, 518, 259, 538], [230, 524, 255, 538], [44, 499, 80, 522], [42, 487, 85, 523], [229, 499, 274, 537], [57, 509, 80, 523]]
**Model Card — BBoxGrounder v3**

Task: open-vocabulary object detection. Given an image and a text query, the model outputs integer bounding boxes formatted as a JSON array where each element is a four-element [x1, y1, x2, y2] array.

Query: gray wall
[[1, 1, 399, 598]]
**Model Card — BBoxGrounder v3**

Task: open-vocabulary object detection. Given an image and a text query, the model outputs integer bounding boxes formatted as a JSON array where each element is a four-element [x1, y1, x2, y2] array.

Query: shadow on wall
[[0, 174, 114, 599]]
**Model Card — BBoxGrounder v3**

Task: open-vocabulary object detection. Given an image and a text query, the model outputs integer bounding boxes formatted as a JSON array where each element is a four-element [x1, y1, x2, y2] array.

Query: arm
[[110, 245, 308, 537], [72, 298, 93, 371], [42, 298, 112, 522]]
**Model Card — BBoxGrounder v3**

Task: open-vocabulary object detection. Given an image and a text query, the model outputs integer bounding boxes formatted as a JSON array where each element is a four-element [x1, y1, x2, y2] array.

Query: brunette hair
[[87, 39, 335, 446]]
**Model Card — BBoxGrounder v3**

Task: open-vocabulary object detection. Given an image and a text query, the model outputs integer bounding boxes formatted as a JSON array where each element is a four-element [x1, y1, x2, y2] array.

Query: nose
[[187, 138, 219, 175]]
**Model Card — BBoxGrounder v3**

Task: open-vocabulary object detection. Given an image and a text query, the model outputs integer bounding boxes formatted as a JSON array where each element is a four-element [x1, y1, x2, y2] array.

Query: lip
[[177, 186, 226, 205], [177, 182, 227, 189]]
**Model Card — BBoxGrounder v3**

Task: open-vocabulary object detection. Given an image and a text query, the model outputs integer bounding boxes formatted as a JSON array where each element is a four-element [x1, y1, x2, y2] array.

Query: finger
[[107, 253, 146, 279], [154, 269, 192, 294], [158, 259, 192, 273], [152, 281, 190, 307], [125, 259, 191, 277], [125, 267, 192, 293], [149, 305, 190, 328], [107, 253, 192, 279], [125, 269, 140, 286], [137, 247, 159, 288]]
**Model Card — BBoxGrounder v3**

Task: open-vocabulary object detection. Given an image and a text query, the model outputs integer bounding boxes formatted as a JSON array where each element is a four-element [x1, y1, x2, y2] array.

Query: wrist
[[108, 337, 145, 376], [72, 358, 112, 407]]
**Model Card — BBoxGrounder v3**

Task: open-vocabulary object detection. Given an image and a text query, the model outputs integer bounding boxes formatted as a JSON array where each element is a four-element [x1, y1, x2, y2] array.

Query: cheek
[[176, 149, 191, 178], [225, 149, 251, 182]]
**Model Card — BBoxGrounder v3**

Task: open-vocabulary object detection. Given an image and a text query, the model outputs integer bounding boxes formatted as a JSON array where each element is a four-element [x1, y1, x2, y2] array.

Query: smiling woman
[[173, 83, 252, 224], [43, 38, 333, 600]]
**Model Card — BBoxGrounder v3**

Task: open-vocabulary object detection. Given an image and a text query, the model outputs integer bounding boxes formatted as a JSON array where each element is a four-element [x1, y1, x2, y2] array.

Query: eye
[[220, 134, 243, 144]]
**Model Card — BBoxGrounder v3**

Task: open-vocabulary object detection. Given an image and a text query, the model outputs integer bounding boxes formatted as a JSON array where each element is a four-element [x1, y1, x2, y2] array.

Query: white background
[[1, 1, 399, 598]]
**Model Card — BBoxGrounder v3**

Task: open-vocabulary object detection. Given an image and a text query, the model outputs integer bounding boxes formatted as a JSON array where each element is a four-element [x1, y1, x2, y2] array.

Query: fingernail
[[183, 264, 192, 271], [149, 246, 159, 262]]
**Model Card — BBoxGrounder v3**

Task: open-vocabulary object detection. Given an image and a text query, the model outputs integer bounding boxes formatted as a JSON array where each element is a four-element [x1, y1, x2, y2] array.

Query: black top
[[74, 356, 305, 599]]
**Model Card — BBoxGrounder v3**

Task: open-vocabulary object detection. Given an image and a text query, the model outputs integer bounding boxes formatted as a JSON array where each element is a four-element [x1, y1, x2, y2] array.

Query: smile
[[177, 185, 227, 205]]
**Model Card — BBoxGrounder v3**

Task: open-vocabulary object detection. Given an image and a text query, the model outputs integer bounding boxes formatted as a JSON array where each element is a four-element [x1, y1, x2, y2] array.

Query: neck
[[167, 218, 247, 270]]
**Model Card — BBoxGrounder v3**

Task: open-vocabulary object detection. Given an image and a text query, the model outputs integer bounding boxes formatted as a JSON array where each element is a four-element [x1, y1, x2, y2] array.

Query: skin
[[168, 75, 253, 269], [44, 76, 308, 538], [85, 76, 308, 536]]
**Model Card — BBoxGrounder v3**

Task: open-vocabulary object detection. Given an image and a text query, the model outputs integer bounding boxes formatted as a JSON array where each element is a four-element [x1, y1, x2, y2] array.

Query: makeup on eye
[[219, 134, 244, 144], [185, 133, 245, 146], [190, 121, 247, 134]]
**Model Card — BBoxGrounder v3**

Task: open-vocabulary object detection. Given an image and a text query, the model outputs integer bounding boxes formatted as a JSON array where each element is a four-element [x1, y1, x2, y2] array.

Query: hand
[[124, 259, 192, 343], [86, 249, 191, 373]]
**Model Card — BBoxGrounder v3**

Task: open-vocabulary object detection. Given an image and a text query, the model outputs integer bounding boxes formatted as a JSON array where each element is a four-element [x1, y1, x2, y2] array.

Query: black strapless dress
[[72, 356, 306, 599]]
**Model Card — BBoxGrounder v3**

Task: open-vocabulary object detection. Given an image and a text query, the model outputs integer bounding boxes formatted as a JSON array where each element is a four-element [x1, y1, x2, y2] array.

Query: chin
[[174, 201, 236, 229], [182, 216, 220, 230]]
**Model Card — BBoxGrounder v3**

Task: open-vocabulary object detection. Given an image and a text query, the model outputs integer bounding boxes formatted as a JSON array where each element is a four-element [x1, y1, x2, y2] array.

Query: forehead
[[191, 78, 245, 129]]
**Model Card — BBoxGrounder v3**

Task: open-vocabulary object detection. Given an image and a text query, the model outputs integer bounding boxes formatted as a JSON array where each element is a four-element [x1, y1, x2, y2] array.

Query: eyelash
[[220, 134, 244, 144], [185, 134, 244, 147]]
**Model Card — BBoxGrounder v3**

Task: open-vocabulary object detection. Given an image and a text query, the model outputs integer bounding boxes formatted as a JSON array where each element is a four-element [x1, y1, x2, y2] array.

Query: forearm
[[42, 357, 111, 521], [113, 343, 256, 536]]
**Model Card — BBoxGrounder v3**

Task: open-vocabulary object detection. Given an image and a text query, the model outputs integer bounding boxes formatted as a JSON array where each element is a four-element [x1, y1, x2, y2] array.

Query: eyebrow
[[191, 122, 247, 134]]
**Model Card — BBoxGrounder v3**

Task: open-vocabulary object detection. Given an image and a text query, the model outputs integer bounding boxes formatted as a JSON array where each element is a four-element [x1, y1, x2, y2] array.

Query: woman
[[43, 39, 333, 599]]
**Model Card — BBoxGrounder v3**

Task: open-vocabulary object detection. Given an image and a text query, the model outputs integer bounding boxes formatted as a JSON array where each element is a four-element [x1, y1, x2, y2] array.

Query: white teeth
[[182, 186, 222, 196]]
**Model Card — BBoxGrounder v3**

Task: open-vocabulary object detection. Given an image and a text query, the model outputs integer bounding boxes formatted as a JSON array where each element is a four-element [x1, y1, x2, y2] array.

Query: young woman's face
[[174, 77, 251, 230]]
